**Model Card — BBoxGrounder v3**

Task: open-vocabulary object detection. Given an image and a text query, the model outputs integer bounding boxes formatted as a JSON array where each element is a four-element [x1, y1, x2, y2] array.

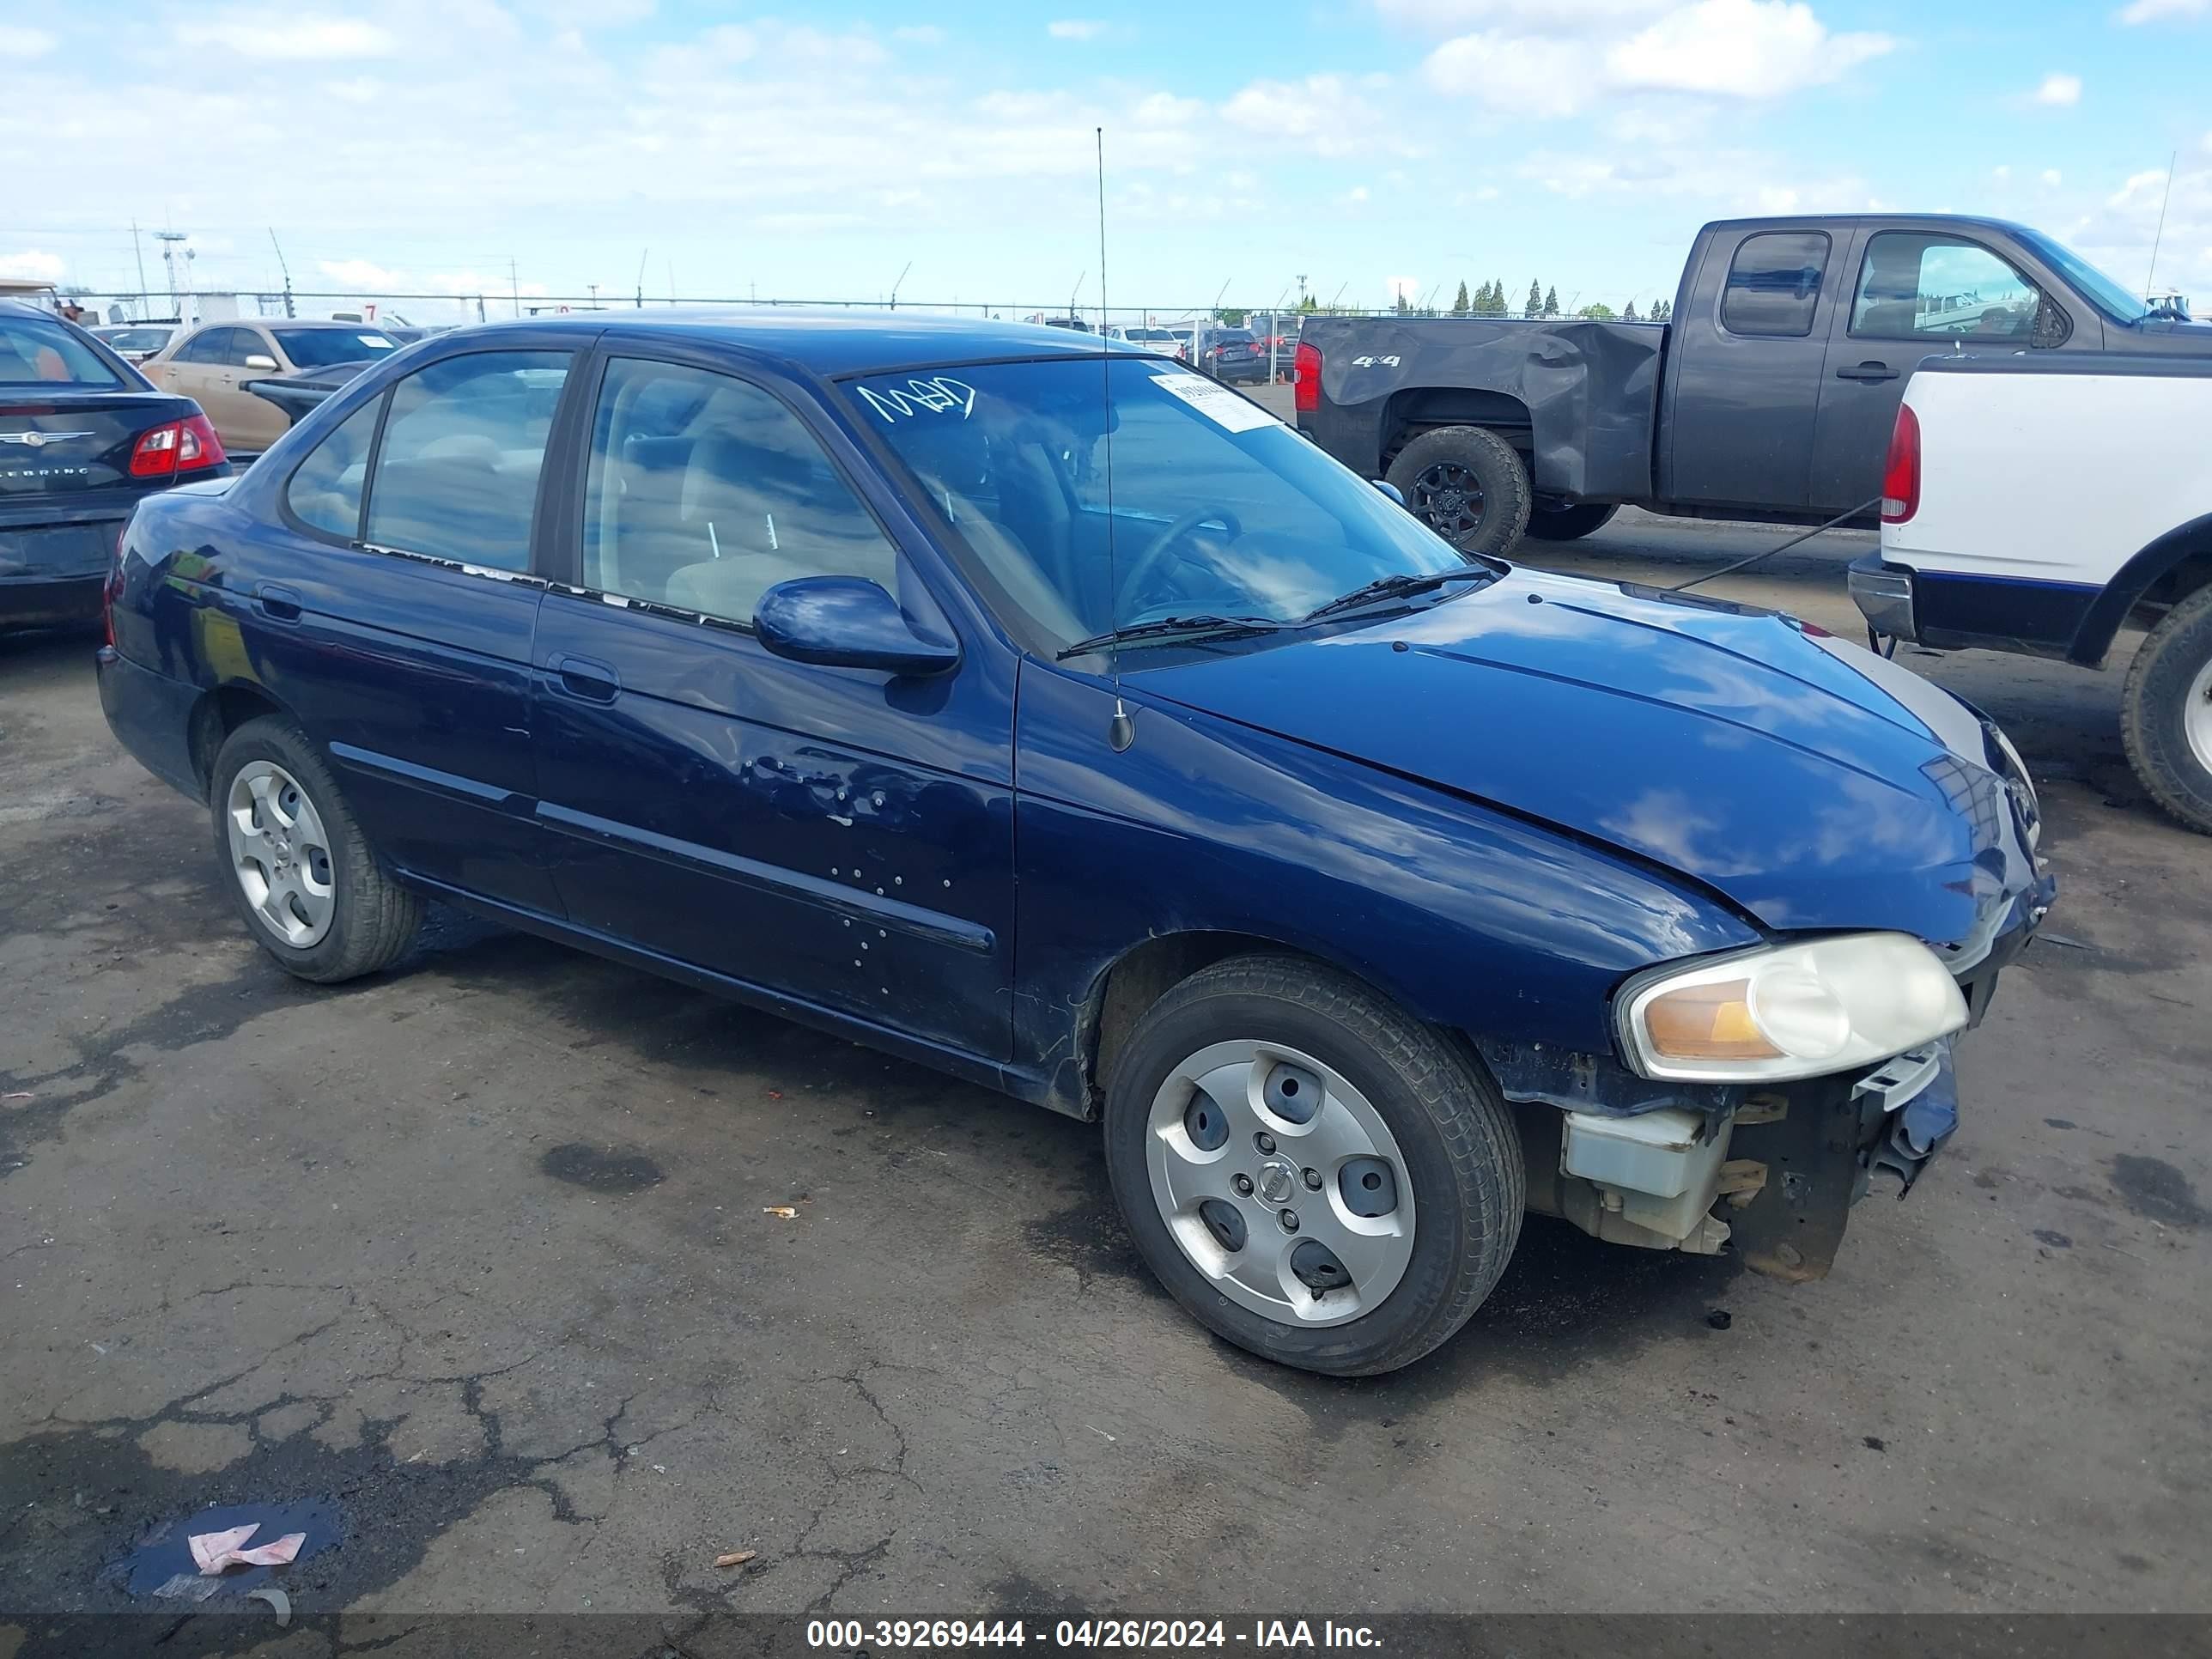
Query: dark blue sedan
[[97, 313, 2050, 1375]]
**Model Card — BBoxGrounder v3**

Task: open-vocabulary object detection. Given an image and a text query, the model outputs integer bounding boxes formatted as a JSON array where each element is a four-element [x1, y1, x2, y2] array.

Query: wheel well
[[2072, 513, 2212, 665], [1380, 390, 1534, 471], [186, 684, 287, 798]]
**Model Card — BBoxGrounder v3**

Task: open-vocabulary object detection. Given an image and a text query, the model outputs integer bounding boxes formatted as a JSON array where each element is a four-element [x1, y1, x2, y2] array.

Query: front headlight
[[1618, 933, 1968, 1083]]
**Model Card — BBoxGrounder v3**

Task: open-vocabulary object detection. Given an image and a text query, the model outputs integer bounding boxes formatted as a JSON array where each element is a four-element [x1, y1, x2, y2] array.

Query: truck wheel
[[1103, 954, 1523, 1376], [210, 717, 424, 981], [2121, 584, 2212, 836], [1385, 427, 1532, 556], [1523, 501, 1619, 542]]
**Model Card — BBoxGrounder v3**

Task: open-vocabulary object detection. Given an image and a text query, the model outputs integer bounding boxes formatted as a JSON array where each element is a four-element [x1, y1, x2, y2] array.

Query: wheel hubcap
[[2185, 658, 2212, 777], [1145, 1039, 1415, 1327], [1414, 461, 1486, 542], [227, 761, 336, 948]]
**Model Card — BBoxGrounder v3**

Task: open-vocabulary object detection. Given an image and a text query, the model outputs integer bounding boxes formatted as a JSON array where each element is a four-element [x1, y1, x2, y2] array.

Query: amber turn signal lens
[[1639, 979, 1783, 1061]]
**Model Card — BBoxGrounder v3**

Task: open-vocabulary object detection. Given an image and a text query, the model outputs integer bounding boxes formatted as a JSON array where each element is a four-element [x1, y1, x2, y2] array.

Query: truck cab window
[[1850, 234, 2043, 343], [1721, 232, 1830, 337]]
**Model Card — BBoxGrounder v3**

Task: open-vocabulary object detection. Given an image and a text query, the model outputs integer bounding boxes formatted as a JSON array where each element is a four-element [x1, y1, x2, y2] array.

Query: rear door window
[[1721, 232, 1830, 337], [174, 328, 236, 365], [363, 351, 571, 572], [0, 313, 125, 386], [284, 398, 384, 543]]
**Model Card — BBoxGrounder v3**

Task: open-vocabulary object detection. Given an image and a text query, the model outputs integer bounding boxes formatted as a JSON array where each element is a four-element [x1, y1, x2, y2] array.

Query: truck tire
[[1103, 953, 1523, 1376], [2121, 583, 2212, 836], [1385, 427, 1532, 557], [1523, 501, 1620, 542]]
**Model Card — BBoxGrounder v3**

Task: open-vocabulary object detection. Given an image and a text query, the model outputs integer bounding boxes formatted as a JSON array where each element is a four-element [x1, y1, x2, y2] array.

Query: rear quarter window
[[1720, 231, 1831, 337]]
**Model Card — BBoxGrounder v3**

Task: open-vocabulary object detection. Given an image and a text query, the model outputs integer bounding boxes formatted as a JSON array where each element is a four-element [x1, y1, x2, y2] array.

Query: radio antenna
[[1097, 125, 1132, 746], [2145, 149, 2177, 298]]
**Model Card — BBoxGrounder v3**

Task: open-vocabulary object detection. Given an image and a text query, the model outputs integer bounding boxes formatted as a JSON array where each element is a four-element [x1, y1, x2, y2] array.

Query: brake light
[[1881, 403, 1919, 524], [129, 415, 227, 478], [1293, 341, 1322, 414]]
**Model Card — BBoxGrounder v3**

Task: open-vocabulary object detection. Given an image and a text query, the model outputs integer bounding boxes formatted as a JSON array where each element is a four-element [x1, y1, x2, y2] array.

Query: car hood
[[1134, 564, 2036, 945]]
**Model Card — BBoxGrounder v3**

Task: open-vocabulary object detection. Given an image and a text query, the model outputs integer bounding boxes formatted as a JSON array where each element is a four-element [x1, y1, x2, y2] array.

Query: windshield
[[1124, 328, 1176, 342], [274, 328, 398, 368], [2014, 228, 2151, 324], [847, 356, 1467, 652], [0, 314, 125, 388], [95, 326, 171, 353]]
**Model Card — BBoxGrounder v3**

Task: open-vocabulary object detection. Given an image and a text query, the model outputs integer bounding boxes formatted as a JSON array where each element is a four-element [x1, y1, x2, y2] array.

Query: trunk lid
[[0, 392, 200, 506]]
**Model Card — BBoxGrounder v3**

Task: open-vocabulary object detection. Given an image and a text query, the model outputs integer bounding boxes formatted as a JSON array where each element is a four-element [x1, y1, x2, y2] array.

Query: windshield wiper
[[1054, 614, 1285, 661], [1301, 568, 1492, 623]]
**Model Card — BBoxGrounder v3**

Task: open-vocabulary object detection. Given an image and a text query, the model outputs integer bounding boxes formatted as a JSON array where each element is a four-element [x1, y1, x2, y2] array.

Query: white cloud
[[318, 258, 407, 289], [892, 24, 946, 44], [2032, 72, 2081, 106], [0, 249, 65, 282], [2042, 168, 2063, 187], [1048, 19, 1105, 40], [1992, 165, 2011, 182], [1376, 0, 1665, 27], [2116, 0, 2208, 21], [1424, 33, 1588, 115], [1424, 0, 1891, 117], [1345, 185, 1371, 202], [176, 10, 398, 59], [0, 24, 58, 57], [1220, 74, 1407, 156], [1607, 1, 1893, 100]]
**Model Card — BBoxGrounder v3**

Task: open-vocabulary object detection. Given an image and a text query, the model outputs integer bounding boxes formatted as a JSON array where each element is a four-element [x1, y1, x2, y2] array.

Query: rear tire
[[209, 717, 423, 981], [1523, 501, 1620, 542], [1385, 427, 1532, 557], [1103, 955, 1523, 1376], [2121, 584, 2212, 836]]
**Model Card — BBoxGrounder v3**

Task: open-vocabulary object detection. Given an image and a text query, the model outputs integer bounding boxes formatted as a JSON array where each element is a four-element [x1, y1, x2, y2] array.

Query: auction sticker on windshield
[[1150, 373, 1279, 433]]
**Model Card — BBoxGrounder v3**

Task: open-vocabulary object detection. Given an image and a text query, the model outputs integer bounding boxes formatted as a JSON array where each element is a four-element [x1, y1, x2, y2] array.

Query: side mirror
[[756, 576, 960, 677], [1371, 479, 1405, 507], [243, 353, 279, 371]]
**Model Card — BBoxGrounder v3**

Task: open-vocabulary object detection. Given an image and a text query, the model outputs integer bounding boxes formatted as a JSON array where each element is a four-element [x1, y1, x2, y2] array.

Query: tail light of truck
[[1293, 341, 1322, 414], [129, 414, 227, 479], [1881, 403, 1919, 524]]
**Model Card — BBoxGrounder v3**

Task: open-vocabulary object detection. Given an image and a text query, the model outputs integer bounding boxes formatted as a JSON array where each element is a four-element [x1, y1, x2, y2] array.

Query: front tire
[[209, 717, 423, 981], [2122, 583, 2212, 836], [1384, 426, 1532, 556], [1103, 956, 1523, 1376], [1523, 501, 1620, 542]]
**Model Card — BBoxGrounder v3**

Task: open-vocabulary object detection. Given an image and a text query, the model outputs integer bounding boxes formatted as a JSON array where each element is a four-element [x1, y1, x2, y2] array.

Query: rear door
[[1810, 228, 2057, 514], [240, 342, 583, 915], [220, 325, 292, 454], [1659, 228, 1846, 512], [150, 326, 230, 410], [528, 345, 1017, 1059]]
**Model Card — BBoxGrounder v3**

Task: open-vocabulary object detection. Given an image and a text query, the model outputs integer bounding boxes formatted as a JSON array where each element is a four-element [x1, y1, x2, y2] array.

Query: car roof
[[422, 308, 1146, 377]]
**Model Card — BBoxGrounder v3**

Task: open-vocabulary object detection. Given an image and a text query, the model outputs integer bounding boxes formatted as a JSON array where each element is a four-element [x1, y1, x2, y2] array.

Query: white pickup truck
[[1850, 353, 2212, 832]]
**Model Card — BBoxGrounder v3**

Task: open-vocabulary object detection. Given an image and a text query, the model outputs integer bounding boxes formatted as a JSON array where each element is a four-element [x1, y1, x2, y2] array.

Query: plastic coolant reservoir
[[1561, 1107, 1723, 1200]]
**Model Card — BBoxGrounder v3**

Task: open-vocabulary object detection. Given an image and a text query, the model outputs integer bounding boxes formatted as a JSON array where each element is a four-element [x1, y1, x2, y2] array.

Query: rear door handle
[[256, 582, 302, 622], [548, 653, 620, 702], [1834, 362, 1899, 382]]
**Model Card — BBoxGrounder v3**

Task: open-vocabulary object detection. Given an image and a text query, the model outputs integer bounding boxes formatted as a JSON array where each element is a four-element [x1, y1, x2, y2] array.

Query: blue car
[[97, 313, 2051, 1375]]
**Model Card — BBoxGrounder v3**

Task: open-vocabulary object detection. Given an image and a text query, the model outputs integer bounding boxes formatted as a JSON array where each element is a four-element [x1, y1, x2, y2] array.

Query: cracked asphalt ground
[[3, 496, 2209, 1638]]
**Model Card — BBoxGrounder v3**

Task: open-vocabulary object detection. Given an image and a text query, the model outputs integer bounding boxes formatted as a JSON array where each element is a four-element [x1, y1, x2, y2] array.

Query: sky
[[3, 0, 2209, 324]]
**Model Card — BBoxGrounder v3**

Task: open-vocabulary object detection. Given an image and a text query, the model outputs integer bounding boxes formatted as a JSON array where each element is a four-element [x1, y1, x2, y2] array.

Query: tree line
[[1401, 280, 1673, 322]]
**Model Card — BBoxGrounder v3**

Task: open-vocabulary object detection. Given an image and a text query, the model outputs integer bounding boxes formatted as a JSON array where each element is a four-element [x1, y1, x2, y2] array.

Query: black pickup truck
[[1296, 213, 2209, 554]]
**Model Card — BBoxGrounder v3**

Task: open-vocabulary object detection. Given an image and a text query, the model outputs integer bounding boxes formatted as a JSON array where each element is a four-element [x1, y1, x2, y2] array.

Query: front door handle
[[256, 582, 302, 622], [548, 653, 620, 702], [1834, 362, 1899, 382]]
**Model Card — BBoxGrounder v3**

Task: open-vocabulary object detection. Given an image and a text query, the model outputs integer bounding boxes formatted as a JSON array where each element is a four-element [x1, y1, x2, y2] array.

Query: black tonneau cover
[[1297, 316, 1663, 501]]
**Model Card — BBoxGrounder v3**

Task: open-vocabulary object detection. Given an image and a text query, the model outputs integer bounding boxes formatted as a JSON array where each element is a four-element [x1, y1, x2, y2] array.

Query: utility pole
[[587, 283, 599, 310], [130, 222, 150, 317], [1297, 272, 1309, 308], [889, 261, 912, 311], [509, 258, 520, 319], [268, 228, 295, 317], [635, 248, 648, 308]]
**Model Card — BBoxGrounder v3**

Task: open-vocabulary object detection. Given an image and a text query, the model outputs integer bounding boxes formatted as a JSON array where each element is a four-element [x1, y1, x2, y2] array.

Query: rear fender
[[2068, 512, 2212, 666]]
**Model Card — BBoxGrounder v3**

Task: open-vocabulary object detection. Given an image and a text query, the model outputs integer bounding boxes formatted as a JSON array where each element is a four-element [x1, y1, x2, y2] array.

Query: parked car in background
[[1252, 318, 1301, 378], [1853, 352, 2212, 833], [143, 319, 402, 454], [1, 299, 228, 629], [1024, 313, 1091, 332], [90, 323, 178, 363], [1106, 325, 1186, 359], [1299, 213, 2212, 554], [1194, 325, 1266, 385], [240, 359, 381, 430], [97, 312, 2048, 1375]]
